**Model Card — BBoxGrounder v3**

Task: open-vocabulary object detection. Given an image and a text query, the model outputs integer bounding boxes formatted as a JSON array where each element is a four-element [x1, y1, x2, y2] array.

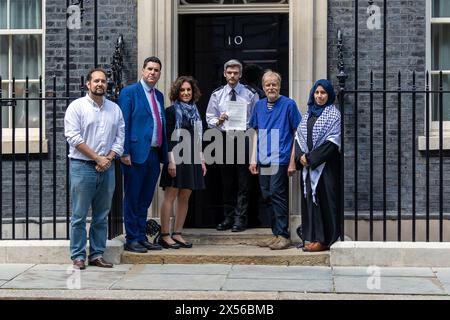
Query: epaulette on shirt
[[212, 86, 224, 94], [244, 85, 257, 95]]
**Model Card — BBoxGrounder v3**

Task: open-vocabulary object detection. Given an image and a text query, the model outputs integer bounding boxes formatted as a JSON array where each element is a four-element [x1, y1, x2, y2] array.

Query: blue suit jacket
[[118, 82, 168, 164]]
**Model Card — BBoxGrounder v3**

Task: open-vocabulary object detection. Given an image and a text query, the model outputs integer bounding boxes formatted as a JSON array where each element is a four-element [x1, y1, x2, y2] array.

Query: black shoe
[[172, 232, 193, 248], [124, 242, 148, 253], [231, 225, 246, 232], [158, 233, 181, 249], [139, 240, 162, 250], [216, 220, 233, 231]]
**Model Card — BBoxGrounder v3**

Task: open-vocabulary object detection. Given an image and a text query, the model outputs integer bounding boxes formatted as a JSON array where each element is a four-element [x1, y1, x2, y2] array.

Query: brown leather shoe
[[301, 242, 314, 252], [88, 257, 113, 268], [304, 242, 329, 252], [72, 259, 86, 270]]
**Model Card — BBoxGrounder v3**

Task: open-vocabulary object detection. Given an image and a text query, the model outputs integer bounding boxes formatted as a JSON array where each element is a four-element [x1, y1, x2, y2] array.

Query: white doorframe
[[137, 0, 328, 238]]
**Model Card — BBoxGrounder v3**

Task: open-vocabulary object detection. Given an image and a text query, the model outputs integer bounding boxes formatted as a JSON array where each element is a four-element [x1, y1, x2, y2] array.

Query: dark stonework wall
[[1, 0, 137, 236], [327, 0, 449, 217]]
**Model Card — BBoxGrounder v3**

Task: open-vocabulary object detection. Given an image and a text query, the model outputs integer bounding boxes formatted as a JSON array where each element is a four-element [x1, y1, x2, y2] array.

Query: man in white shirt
[[64, 68, 125, 270], [206, 59, 259, 232]]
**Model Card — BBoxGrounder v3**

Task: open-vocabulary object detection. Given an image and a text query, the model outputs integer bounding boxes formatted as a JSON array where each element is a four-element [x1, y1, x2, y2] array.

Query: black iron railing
[[336, 0, 450, 242], [338, 68, 450, 242], [0, 75, 123, 240], [0, 31, 124, 240]]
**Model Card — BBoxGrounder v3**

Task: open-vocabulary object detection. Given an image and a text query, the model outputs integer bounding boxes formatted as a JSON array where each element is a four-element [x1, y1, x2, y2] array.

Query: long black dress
[[299, 115, 340, 247], [159, 105, 205, 190]]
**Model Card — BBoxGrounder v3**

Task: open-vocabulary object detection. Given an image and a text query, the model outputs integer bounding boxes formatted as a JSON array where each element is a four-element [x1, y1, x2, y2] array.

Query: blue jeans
[[69, 160, 115, 261]]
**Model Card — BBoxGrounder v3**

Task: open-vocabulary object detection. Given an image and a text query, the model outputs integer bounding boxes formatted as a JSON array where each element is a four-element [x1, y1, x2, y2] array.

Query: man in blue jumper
[[249, 70, 301, 250]]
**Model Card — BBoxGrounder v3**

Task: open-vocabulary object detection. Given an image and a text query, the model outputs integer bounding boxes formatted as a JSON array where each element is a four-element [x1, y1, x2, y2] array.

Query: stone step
[[121, 244, 330, 266], [177, 228, 274, 245], [119, 229, 329, 266]]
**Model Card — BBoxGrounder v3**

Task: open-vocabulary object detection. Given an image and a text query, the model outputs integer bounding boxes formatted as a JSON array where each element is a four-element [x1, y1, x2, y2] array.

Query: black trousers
[[219, 132, 251, 226]]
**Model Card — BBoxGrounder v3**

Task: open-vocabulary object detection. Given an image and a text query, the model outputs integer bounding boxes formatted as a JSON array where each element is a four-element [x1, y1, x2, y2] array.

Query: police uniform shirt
[[206, 82, 259, 131]]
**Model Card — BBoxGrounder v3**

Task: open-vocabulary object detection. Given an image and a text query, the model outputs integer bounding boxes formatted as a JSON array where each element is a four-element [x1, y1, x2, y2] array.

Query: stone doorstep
[[4, 238, 450, 267], [146, 228, 275, 246], [117, 229, 329, 266], [331, 241, 450, 267], [0, 229, 318, 266], [120, 245, 330, 266], [117, 228, 299, 246], [0, 229, 274, 264], [0, 239, 330, 266]]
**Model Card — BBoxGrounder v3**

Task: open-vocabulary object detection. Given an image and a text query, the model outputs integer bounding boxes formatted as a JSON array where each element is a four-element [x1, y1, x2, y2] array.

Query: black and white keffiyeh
[[295, 104, 341, 204]]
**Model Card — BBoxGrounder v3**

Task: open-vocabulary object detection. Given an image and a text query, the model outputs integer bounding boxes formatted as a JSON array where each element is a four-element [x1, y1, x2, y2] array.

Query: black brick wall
[[1, 0, 137, 226], [328, 0, 449, 216]]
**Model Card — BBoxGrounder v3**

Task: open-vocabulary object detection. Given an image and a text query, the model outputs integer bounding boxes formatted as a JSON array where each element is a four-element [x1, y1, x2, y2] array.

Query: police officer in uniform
[[206, 59, 259, 232]]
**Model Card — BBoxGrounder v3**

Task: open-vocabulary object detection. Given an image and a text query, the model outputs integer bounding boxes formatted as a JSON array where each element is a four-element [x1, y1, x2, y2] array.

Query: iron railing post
[[337, 29, 348, 241]]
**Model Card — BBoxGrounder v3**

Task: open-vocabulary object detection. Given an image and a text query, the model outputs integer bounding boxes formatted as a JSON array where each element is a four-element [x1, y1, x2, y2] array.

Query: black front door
[[179, 13, 289, 228]]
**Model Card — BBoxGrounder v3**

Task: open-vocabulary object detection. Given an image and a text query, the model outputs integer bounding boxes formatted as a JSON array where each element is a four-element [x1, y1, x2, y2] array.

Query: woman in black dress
[[296, 79, 341, 252], [159, 76, 206, 249]]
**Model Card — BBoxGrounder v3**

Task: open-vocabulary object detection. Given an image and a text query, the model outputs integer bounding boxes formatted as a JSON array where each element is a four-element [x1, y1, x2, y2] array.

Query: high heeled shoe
[[171, 232, 193, 248], [158, 233, 181, 249]]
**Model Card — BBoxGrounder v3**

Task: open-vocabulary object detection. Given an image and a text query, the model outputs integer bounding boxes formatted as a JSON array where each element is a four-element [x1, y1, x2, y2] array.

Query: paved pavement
[[1, 263, 450, 300]]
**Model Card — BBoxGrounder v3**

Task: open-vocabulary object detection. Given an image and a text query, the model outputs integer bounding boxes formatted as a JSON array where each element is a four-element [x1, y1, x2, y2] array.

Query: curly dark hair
[[169, 76, 201, 103]]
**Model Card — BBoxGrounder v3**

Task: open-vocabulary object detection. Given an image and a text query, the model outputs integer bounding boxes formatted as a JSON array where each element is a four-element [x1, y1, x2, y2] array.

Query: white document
[[224, 101, 247, 131]]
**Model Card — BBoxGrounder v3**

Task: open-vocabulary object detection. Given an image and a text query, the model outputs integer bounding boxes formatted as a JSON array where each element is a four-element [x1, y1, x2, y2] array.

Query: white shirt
[[64, 94, 125, 160], [206, 82, 259, 131]]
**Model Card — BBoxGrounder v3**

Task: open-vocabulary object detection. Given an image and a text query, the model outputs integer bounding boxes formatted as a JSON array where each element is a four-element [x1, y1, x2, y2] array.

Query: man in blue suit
[[118, 56, 168, 253]]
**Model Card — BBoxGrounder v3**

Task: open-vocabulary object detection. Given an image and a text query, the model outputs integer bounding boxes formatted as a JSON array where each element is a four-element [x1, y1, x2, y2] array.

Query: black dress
[[299, 115, 341, 247], [159, 105, 205, 190]]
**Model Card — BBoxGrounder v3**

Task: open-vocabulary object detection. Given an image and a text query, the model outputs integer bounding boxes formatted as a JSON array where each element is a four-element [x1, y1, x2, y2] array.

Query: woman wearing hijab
[[296, 79, 341, 252], [159, 76, 206, 249]]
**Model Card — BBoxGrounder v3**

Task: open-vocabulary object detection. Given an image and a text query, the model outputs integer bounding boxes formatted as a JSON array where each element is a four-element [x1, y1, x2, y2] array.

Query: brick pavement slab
[[111, 274, 227, 291], [332, 267, 435, 277], [129, 264, 231, 275], [2, 270, 127, 290], [439, 282, 450, 295], [433, 268, 450, 295], [0, 264, 34, 280], [229, 265, 332, 280], [433, 268, 450, 281], [334, 276, 446, 295]]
